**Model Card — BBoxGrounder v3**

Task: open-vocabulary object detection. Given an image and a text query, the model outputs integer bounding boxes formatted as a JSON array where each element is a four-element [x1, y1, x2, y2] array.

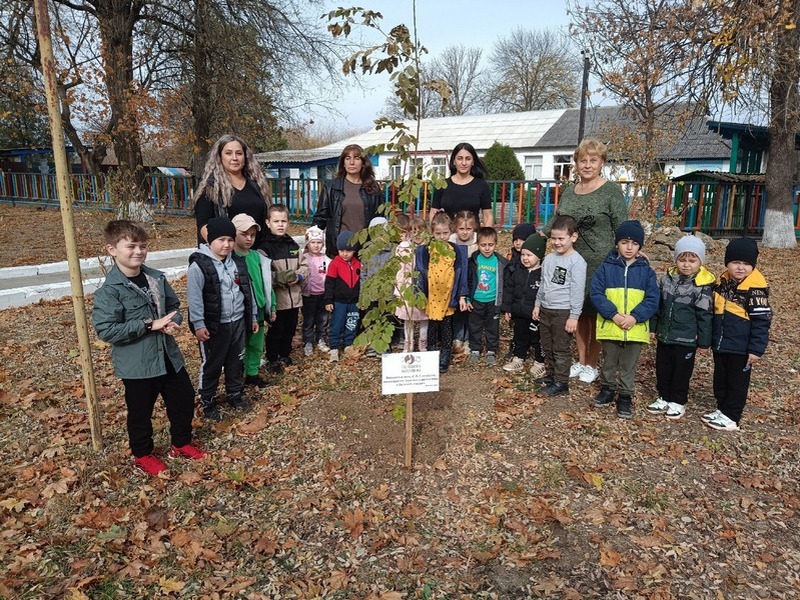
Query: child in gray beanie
[[647, 235, 715, 421]]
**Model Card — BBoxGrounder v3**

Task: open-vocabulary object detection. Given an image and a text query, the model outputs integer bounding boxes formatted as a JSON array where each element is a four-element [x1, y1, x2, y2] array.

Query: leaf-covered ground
[[0, 205, 798, 598]]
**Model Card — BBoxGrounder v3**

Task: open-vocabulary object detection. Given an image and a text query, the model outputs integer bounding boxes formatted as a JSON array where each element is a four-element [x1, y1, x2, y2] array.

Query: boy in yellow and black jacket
[[589, 221, 659, 419], [703, 238, 771, 432]]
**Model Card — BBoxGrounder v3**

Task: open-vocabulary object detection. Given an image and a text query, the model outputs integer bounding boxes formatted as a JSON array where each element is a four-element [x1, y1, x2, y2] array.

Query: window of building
[[554, 155, 572, 181], [524, 155, 543, 180], [430, 157, 448, 178]]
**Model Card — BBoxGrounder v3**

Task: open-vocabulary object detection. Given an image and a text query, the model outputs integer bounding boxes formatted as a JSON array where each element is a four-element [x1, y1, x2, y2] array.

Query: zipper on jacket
[[623, 262, 629, 342]]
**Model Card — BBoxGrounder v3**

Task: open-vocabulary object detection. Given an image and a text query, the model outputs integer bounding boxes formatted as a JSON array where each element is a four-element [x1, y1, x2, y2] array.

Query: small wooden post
[[34, 0, 103, 450], [404, 392, 413, 468]]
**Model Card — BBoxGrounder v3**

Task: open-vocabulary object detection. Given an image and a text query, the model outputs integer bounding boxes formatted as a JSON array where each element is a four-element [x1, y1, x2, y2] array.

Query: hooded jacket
[[324, 255, 362, 304], [500, 264, 542, 319], [712, 268, 771, 356], [258, 230, 309, 310], [590, 250, 659, 343], [312, 177, 383, 259], [651, 266, 715, 348], [93, 264, 186, 379], [187, 245, 254, 332]]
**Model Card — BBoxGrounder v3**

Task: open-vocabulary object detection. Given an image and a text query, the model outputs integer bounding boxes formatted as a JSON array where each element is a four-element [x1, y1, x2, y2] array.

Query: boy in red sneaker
[[93, 220, 207, 475]]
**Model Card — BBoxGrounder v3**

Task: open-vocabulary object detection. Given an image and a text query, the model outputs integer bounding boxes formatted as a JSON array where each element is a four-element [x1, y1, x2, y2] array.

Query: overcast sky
[[319, 0, 574, 133]]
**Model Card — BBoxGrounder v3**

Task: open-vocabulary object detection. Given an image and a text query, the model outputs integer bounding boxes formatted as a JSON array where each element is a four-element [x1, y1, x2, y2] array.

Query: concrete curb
[[0, 248, 194, 280]]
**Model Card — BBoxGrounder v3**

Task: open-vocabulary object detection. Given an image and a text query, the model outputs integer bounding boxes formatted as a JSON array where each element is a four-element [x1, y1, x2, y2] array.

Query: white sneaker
[[705, 411, 740, 431], [700, 409, 721, 423], [646, 397, 669, 414], [503, 357, 524, 372], [329, 349, 339, 362], [453, 339, 463, 352], [304, 342, 313, 356], [317, 340, 330, 353], [578, 365, 598, 383], [528, 361, 547, 379], [665, 402, 685, 420], [569, 363, 584, 378]]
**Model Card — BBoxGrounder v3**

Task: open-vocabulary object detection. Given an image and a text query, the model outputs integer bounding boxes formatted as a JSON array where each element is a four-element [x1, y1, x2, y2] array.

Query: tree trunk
[[763, 0, 800, 248], [191, 0, 212, 183], [95, 0, 147, 205]]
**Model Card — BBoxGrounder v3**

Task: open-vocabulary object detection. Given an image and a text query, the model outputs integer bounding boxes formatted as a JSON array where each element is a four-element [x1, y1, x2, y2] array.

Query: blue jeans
[[329, 302, 360, 350]]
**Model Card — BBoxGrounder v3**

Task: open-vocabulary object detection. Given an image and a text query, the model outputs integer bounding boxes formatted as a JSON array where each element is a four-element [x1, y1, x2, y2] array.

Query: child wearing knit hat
[[301, 225, 331, 356], [647, 235, 715, 421], [500, 234, 547, 376], [589, 220, 659, 419], [703, 237, 772, 431]]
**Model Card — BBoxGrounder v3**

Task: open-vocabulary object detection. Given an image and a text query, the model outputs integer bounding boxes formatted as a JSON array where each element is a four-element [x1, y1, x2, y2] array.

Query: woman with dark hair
[[429, 142, 493, 226], [193, 134, 271, 246], [544, 138, 628, 384], [313, 144, 384, 259]]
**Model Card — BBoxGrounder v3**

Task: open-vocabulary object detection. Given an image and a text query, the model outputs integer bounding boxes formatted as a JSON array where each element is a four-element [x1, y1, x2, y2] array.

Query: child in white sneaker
[[394, 214, 428, 352], [501, 234, 546, 377], [704, 238, 771, 431], [301, 225, 330, 356], [647, 235, 714, 420]]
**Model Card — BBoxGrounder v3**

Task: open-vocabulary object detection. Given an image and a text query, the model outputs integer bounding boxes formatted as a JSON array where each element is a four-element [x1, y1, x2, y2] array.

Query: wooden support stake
[[34, 0, 103, 450], [404, 392, 413, 468]]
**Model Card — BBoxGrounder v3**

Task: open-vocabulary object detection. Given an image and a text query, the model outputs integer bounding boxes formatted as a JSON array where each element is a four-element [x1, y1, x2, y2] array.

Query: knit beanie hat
[[674, 235, 706, 264], [512, 222, 537, 241], [521, 234, 547, 261], [725, 237, 758, 267], [369, 216, 387, 228], [305, 225, 324, 241], [337, 230, 356, 251], [615, 220, 645, 247], [206, 217, 237, 243]]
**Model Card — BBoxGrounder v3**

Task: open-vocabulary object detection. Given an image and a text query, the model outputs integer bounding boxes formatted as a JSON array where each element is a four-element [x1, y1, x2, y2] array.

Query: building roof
[[254, 149, 341, 165], [672, 170, 764, 183], [316, 109, 567, 154], [535, 106, 731, 160]]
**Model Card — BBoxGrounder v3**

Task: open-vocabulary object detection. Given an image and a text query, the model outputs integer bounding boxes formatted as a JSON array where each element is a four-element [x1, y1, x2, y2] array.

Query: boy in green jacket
[[93, 220, 207, 476]]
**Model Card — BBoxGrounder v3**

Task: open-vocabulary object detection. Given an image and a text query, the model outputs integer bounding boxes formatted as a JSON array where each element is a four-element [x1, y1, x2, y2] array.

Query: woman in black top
[[429, 142, 493, 226], [313, 144, 384, 258], [193, 134, 271, 246]]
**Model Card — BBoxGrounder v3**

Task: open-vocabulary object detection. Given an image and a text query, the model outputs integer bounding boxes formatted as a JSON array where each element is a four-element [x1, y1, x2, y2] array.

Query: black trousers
[[469, 300, 500, 353], [301, 294, 328, 345], [122, 360, 194, 457], [713, 351, 751, 423], [512, 317, 544, 361], [266, 308, 299, 361], [198, 319, 245, 408], [428, 315, 454, 368], [656, 342, 697, 406]]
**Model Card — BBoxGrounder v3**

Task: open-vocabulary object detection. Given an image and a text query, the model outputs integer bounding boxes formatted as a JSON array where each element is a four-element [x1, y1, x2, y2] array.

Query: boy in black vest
[[188, 217, 258, 422]]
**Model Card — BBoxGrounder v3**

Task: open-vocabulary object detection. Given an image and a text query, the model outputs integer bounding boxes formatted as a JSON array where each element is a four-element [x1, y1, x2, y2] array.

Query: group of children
[[92, 206, 771, 475]]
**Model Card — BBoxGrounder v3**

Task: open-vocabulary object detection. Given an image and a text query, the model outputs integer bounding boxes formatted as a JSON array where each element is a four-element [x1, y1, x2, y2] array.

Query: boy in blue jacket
[[93, 220, 207, 476], [590, 220, 659, 419], [704, 238, 771, 431]]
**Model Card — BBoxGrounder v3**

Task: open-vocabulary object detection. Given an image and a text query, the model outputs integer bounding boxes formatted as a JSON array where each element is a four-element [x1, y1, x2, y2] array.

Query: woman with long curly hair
[[193, 134, 272, 246], [312, 144, 384, 258]]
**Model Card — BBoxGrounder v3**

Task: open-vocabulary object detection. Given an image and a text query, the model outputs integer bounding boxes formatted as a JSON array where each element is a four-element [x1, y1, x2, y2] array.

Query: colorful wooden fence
[[1, 171, 798, 234]]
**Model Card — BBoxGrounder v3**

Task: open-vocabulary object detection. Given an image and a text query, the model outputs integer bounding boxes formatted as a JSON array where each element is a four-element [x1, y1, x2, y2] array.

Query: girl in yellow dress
[[416, 213, 468, 372]]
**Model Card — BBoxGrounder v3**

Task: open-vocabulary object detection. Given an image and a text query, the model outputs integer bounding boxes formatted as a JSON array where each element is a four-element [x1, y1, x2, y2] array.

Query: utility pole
[[578, 50, 591, 143]]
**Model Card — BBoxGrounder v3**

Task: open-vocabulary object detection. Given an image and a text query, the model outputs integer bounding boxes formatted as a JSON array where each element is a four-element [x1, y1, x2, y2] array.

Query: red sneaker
[[169, 442, 208, 460], [134, 454, 167, 475]]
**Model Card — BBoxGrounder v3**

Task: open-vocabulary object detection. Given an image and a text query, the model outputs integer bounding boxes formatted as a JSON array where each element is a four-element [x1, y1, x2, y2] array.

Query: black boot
[[540, 381, 569, 397], [439, 346, 452, 373], [593, 386, 615, 407], [616, 394, 633, 419]]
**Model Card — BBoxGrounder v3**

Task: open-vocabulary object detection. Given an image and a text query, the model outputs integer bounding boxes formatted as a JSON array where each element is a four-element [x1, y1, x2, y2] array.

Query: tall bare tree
[[483, 27, 579, 113]]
